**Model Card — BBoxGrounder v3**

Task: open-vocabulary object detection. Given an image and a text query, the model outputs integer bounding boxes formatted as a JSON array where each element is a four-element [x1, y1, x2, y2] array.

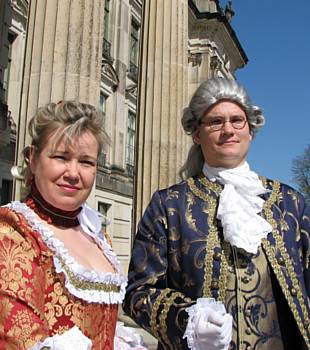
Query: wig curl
[[182, 77, 265, 135]]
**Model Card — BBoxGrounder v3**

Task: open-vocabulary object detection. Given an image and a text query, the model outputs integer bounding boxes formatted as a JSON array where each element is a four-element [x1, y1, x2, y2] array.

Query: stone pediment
[[10, 0, 28, 17], [125, 83, 138, 102], [101, 59, 119, 91]]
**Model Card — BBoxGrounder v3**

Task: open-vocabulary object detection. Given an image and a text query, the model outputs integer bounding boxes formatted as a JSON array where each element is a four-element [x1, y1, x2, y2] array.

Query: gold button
[[213, 252, 221, 261], [277, 256, 285, 266], [210, 280, 219, 289], [245, 308, 251, 317], [245, 327, 251, 335], [290, 287, 297, 297], [241, 276, 250, 284]]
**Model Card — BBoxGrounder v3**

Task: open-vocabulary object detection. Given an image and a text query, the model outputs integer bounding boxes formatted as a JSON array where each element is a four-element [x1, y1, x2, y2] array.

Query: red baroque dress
[[0, 201, 127, 350]]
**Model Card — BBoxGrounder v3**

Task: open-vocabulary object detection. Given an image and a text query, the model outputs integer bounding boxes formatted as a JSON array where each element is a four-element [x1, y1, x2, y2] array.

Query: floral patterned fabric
[[0, 203, 127, 350]]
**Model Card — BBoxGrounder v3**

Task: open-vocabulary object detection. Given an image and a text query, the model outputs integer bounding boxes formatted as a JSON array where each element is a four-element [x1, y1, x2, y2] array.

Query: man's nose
[[221, 120, 234, 133]]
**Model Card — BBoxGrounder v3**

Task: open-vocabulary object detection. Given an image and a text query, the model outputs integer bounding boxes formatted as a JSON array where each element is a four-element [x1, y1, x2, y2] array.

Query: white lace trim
[[7, 201, 127, 304]]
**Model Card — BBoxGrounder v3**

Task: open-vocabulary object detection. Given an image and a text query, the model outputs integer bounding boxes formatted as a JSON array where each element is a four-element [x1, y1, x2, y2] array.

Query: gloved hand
[[194, 305, 233, 350]]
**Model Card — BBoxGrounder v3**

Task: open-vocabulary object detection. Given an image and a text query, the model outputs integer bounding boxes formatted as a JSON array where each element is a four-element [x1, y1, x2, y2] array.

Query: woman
[[0, 101, 127, 349], [123, 78, 310, 350]]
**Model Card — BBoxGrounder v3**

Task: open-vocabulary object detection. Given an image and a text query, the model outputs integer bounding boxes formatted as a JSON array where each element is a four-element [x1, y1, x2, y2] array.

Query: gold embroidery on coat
[[187, 177, 225, 299], [150, 289, 170, 338], [262, 180, 310, 349], [159, 291, 184, 350]]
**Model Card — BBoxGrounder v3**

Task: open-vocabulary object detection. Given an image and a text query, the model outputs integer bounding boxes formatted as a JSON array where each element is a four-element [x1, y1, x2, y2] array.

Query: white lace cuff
[[28, 326, 92, 350], [183, 298, 226, 350]]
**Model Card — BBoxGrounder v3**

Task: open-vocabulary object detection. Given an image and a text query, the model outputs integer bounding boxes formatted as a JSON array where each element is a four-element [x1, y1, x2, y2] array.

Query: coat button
[[210, 280, 219, 289], [277, 256, 285, 266], [245, 308, 251, 317], [213, 252, 221, 261], [290, 287, 297, 297], [245, 327, 252, 335], [246, 346, 253, 350], [241, 276, 250, 284]]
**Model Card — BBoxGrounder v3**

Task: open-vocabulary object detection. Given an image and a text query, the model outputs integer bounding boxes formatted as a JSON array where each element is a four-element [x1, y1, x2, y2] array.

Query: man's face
[[193, 100, 252, 168]]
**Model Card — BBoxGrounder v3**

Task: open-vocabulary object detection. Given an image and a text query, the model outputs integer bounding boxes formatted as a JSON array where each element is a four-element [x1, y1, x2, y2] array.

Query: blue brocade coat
[[123, 175, 310, 349]]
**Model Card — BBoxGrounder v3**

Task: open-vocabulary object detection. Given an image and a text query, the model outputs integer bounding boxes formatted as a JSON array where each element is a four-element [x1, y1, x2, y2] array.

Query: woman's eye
[[80, 160, 96, 166], [53, 155, 66, 160]]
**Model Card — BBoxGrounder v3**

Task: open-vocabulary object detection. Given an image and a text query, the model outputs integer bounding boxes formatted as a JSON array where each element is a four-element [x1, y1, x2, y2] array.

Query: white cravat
[[203, 162, 272, 254]]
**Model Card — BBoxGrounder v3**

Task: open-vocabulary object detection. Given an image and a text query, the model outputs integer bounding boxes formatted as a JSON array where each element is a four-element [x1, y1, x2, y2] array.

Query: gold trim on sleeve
[[159, 291, 184, 350], [150, 288, 171, 338]]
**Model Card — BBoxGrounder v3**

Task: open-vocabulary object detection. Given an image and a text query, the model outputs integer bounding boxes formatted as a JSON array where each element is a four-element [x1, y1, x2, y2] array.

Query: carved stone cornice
[[10, 0, 28, 18], [101, 59, 119, 91], [125, 83, 138, 102]]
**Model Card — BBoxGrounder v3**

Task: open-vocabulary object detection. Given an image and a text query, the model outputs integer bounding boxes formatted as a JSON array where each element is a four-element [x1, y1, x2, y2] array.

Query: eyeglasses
[[200, 116, 248, 131]]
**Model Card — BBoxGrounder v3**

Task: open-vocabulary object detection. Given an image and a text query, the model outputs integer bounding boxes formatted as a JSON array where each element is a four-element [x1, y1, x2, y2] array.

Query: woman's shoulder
[[0, 202, 49, 256]]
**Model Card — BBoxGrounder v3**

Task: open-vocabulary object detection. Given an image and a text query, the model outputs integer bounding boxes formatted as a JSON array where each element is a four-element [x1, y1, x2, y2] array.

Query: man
[[123, 78, 310, 350]]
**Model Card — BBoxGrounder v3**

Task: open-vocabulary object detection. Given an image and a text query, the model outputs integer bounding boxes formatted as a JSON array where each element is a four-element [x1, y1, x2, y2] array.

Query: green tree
[[292, 145, 310, 203]]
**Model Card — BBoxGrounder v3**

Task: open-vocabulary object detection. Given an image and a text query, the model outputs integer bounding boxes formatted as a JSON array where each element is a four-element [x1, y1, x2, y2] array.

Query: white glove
[[195, 306, 232, 350], [183, 298, 232, 350]]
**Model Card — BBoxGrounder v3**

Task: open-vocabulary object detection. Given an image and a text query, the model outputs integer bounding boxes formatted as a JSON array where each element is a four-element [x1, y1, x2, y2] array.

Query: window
[[103, 0, 112, 60], [126, 111, 136, 177], [99, 92, 107, 128], [3, 33, 16, 103], [103, 0, 110, 41], [1, 179, 13, 205], [129, 20, 140, 81], [130, 20, 139, 66], [98, 201, 111, 235]]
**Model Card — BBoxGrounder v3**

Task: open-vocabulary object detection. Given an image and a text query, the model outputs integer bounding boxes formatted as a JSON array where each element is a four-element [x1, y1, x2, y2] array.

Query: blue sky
[[219, 0, 310, 187]]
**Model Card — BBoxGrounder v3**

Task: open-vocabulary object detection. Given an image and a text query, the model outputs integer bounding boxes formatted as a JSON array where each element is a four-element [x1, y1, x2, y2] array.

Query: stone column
[[134, 0, 189, 223], [14, 0, 104, 199]]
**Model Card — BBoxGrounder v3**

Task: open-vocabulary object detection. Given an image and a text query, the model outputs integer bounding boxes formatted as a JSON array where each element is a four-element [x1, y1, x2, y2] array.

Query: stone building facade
[[0, 0, 246, 277], [0, 0, 247, 347]]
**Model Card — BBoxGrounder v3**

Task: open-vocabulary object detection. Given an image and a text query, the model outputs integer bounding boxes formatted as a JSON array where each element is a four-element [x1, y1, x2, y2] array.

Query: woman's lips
[[58, 184, 80, 192]]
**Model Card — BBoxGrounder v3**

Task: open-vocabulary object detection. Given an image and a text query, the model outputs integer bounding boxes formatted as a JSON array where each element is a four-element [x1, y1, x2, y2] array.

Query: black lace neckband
[[25, 183, 82, 228]]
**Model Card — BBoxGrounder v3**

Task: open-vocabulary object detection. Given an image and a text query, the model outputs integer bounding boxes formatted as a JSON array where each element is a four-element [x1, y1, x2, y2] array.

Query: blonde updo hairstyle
[[179, 77, 265, 179], [13, 100, 108, 187]]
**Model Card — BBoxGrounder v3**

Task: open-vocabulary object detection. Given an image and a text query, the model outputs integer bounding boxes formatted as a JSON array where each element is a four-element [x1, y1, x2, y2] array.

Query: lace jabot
[[7, 201, 127, 304], [203, 162, 272, 254]]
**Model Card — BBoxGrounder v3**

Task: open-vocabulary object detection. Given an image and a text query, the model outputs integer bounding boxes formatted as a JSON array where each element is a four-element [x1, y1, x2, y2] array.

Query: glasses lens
[[232, 119, 246, 129]]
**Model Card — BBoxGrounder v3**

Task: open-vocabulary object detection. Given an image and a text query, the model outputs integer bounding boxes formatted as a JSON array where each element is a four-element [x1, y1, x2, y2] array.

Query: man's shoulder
[[262, 176, 300, 194]]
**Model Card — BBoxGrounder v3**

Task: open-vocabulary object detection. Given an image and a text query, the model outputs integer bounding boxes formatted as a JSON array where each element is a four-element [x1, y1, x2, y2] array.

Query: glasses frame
[[200, 117, 248, 131]]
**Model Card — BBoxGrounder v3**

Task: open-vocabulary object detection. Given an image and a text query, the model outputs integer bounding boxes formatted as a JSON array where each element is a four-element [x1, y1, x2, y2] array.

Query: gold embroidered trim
[[198, 176, 222, 195], [262, 180, 310, 348], [159, 291, 184, 350], [218, 241, 230, 302], [150, 288, 171, 338], [187, 177, 227, 300], [59, 258, 120, 293]]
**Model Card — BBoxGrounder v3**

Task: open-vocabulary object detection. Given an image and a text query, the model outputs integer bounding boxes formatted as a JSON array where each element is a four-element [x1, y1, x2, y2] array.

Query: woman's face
[[193, 100, 252, 168], [30, 130, 99, 211]]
